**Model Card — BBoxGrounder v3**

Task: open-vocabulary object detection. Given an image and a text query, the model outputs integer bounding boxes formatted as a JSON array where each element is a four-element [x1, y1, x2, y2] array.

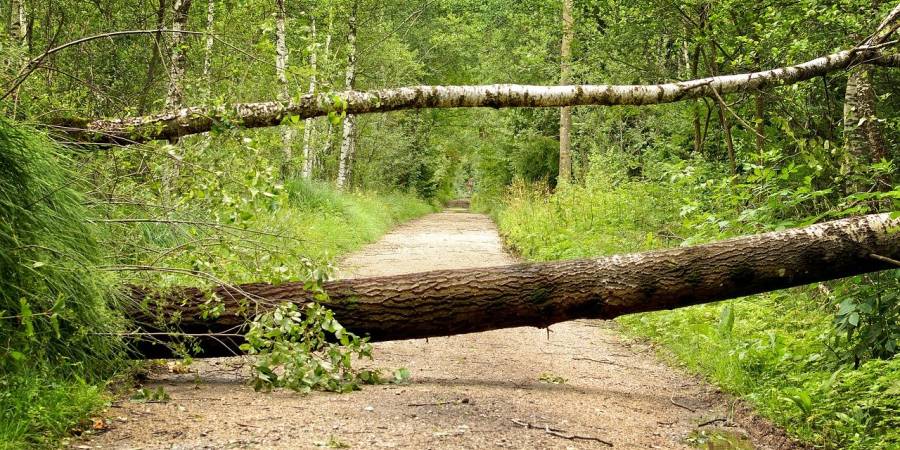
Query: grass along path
[[78, 210, 798, 449]]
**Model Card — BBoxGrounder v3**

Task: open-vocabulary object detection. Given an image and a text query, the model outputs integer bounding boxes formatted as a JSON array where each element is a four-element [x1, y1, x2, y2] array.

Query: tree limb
[[47, 43, 898, 145]]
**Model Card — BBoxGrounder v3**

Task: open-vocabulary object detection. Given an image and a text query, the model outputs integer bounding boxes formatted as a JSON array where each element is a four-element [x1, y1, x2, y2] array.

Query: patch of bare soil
[[77, 211, 803, 449]]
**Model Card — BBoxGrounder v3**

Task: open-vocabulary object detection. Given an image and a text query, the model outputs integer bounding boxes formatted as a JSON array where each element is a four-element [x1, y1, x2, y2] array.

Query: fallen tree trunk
[[129, 213, 900, 358], [51, 46, 898, 145]]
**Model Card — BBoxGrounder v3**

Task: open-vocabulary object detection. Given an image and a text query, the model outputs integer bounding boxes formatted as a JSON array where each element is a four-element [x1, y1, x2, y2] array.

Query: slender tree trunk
[[336, 0, 358, 190], [708, 45, 736, 176], [127, 213, 900, 358], [202, 0, 214, 102], [8, 0, 27, 44], [138, 0, 167, 115], [315, 29, 335, 178], [301, 17, 318, 179], [688, 3, 709, 155], [162, 0, 192, 204], [843, 66, 887, 163], [558, 0, 573, 183], [200, 0, 214, 148], [690, 45, 704, 154], [165, 0, 192, 110], [275, 0, 294, 179]]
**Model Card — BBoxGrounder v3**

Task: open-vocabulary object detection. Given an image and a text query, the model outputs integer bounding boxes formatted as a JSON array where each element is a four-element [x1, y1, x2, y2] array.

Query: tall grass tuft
[[0, 118, 123, 448]]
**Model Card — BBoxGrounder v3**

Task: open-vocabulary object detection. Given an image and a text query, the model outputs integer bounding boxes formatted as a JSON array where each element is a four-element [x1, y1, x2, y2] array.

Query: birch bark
[[336, 0, 358, 190], [275, 0, 294, 179], [301, 17, 317, 179], [558, 0, 573, 182], [8, 0, 27, 44], [165, 0, 192, 110], [53, 41, 900, 144]]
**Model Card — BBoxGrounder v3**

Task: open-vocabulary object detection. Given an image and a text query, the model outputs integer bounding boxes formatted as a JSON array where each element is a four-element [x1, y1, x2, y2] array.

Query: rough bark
[[301, 17, 317, 179], [275, 0, 294, 179], [165, 0, 192, 110], [138, 0, 168, 114], [336, 0, 358, 190], [558, 0, 573, 182], [128, 213, 900, 358], [843, 66, 887, 163], [8, 0, 27, 44], [52, 43, 899, 145], [202, 0, 214, 102]]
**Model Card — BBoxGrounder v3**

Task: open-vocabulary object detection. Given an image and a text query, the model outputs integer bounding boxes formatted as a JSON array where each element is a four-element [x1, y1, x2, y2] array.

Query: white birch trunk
[[203, 0, 214, 102], [275, 0, 294, 179], [165, 0, 192, 110], [336, 1, 357, 190], [301, 17, 317, 179], [55, 34, 900, 145], [8, 0, 26, 44], [200, 0, 215, 149], [558, 0, 573, 183]]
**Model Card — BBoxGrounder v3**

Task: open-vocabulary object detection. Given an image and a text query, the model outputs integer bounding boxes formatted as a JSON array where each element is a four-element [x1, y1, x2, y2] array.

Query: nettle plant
[[240, 287, 409, 393], [831, 271, 900, 367]]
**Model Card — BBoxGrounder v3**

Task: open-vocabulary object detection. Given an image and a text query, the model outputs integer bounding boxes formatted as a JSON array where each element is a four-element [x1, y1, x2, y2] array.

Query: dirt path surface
[[81, 211, 798, 450]]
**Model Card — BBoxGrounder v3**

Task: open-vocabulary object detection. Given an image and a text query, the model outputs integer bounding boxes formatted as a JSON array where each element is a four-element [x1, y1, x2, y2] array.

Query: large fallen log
[[129, 213, 900, 358], [52, 43, 899, 146]]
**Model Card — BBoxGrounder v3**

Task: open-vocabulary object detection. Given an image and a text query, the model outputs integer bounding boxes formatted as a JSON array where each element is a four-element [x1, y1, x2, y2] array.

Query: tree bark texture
[[336, 0, 358, 190], [53, 43, 899, 145], [843, 66, 887, 163], [128, 213, 900, 358], [301, 17, 317, 179], [275, 0, 295, 179], [558, 0, 573, 182], [165, 0, 192, 110], [203, 0, 214, 103], [8, 0, 27, 44]]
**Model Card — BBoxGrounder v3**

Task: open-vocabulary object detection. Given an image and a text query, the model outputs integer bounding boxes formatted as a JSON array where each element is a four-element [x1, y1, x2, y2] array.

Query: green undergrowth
[[0, 119, 124, 449], [0, 121, 435, 448], [283, 178, 437, 263], [492, 156, 899, 449]]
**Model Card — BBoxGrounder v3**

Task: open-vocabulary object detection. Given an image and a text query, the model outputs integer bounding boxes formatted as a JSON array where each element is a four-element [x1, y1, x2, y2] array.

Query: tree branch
[[48, 42, 898, 145]]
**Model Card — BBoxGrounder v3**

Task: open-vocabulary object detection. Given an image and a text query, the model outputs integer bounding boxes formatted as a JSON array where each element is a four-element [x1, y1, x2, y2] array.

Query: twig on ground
[[510, 419, 613, 446], [407, 398, 469, 407], [670, 395, 697, 412], [573, 356, 639, 369], [698, 417, 727, 427]]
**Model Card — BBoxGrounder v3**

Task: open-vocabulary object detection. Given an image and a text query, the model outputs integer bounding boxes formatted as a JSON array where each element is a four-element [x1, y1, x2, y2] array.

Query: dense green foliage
[[0, 119, 123, 449], [493, 151, 899, 448], [2, 0, 899, 447]]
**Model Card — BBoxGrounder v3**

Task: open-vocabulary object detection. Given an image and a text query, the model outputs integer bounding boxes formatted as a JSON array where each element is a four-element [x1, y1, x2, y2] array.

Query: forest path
[[82, 211, 796, 450]]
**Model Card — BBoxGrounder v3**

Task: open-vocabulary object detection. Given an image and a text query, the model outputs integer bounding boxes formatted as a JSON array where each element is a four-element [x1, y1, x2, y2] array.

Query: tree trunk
[[127, 213, 900, 358], [558, 0, 573, 183], [138, 0, 167, 115], [708, 43, 736, 176], [202, 0, 214, 103], [8, 0, 27, 44], [690, 45, 704, 154], [301, 17, 317, 179], [275, 0, 294, 179], [54, 43, 900, 146], [843, 66, 887, 164], [336, 0, 358, 190], [165, 0, 192, 110]]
